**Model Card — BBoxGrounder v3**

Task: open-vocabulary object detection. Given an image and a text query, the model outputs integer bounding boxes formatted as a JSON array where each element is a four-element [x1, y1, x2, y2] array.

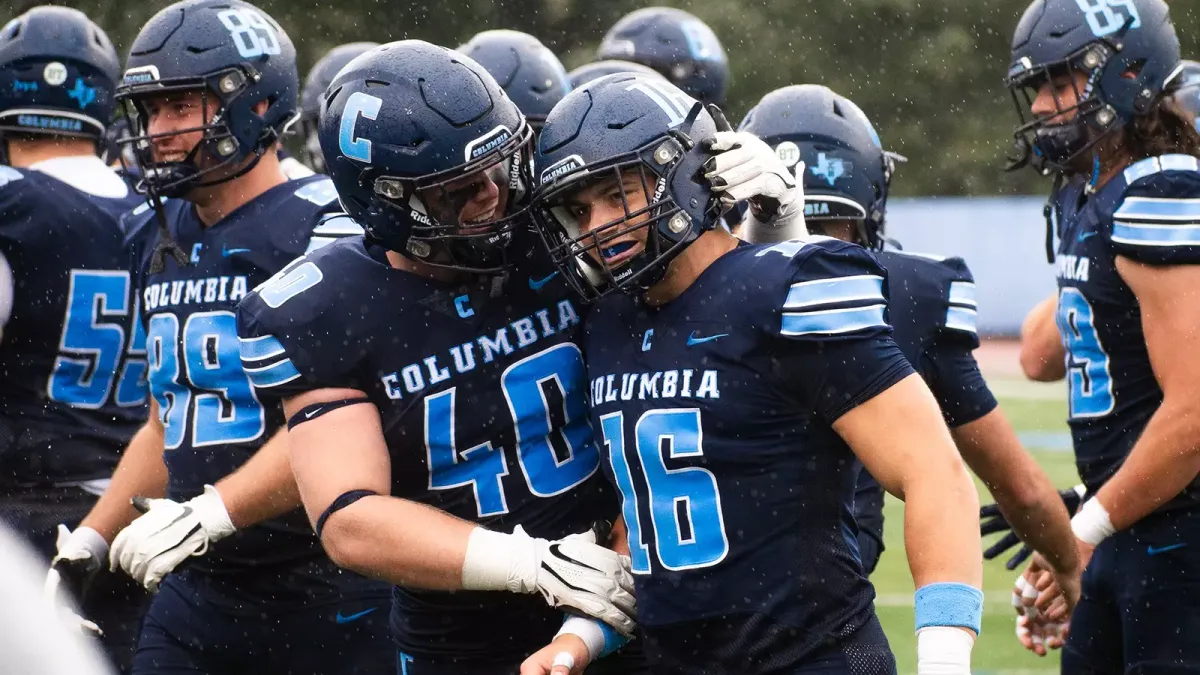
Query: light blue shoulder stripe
[[783, 275, 885, 310], [945, 306, 978, 334], [244, 359, 301, 388], [238, 334, 286, 361], [948, 281, 977, 308], [781, 304, 887, 337], [1111, 221, 1200, 247], [1113, 197, 1200, 222]]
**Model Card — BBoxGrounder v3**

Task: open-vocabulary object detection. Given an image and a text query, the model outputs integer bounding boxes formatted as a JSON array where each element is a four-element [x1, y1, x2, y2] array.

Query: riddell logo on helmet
[[123, 66, 160, 86], [539, 155, 584, 185], [465, 125, 513, 162]]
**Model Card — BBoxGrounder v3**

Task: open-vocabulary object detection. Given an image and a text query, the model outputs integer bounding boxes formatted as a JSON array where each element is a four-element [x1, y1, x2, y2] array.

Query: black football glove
[[980, 484, 1086, 570]]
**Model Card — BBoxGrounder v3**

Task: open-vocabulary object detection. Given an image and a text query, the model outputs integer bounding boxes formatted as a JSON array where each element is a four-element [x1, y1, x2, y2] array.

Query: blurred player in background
[[1004, 0, 1200, 668], [736, 83, 1080, 606], [568, 59, 664, 91], [597, 7, 728, 106], [296, 42, 378, 174], [0, 6, 151, 671], [236, 41, 640, 675], [523, 73, 982, 675], [70, 1, 390, 673], [458, 30, 570, 134]]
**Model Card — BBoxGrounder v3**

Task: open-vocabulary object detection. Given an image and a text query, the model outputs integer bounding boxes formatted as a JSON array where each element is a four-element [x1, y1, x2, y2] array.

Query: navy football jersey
[[1052, 154, 1200, 507], [0, 160, 148, 488], [583, 238, 913, 674], [236, 236, 617, 662], [126, 175, 359, 575], [852, 251, 999, 557]]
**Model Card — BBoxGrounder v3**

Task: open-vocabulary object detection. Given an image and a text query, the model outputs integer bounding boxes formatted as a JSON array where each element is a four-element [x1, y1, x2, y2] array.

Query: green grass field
[[872, 376, 1076, 675]]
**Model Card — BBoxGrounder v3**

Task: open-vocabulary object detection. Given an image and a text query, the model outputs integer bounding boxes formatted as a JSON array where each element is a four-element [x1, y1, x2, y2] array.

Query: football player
[[597, 7, 728, 105], [735, 83, 1080, 601], [523, 74, 983, 675], [458, 30, 570, 132], [0, 6, 150, 671], [235, 41, 638, 675], [297, 42, 378, 174], [69, 2, 391, 673], [568, 60, 664, 91], [1003, 0, 1200, 668]]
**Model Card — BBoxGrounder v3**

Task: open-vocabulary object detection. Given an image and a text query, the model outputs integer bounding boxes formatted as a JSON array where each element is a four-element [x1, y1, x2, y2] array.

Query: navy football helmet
[[532, 73, 721, 301], [0, 7, 120, 150], [1175, 59, 1200, 130], [299, 42, 377, 174], [567, 60, 664, 90], [1005, 0, 1182, 176], [739, 85, 898, 250], [597, 7, 728, 105], [318, 41, 534, 274], [457, 30, 569, 130], [117, 0, 299, 198]]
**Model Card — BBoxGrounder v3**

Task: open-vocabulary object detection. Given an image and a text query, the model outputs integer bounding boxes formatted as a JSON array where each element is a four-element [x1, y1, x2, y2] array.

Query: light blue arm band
[[914, 582, 984, 634]]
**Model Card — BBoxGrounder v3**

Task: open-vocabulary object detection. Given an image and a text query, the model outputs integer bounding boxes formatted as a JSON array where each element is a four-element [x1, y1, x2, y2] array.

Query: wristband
[[1071, 497, 1115, 546], [914, 582, 983, 635], [556, 615, 630, 660]]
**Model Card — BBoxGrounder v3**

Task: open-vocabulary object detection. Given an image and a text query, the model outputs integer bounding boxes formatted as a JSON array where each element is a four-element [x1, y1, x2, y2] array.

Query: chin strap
[[1043, 171, 1065, 264], [147, 191, 193, 275]]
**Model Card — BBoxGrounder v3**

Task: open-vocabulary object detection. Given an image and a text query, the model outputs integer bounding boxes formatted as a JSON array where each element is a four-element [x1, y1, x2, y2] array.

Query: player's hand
[[981, 484, 1086, 569], [519, 634, 591, 675], [44, 525, 107, 636], [511, 525, 637, 636], [1016, 613, 1067, 656], [110, 485, 236, 592], [701, 130, 805, 242]]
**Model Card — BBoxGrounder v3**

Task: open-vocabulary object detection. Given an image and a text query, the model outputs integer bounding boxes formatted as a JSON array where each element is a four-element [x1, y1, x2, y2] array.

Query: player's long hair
[[1119, 95, 1200, 161]]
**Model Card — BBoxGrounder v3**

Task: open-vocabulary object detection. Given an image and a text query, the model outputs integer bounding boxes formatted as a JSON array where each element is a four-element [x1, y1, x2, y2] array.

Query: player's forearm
[[1019, 294, 1066, 382], [79, 419, 168, 542], [213, 429, 302, 529], [1093, 399, 1200, 531], [953, 411, 1077, 574], [902, 468, 984, 591], [319, 495, 476, 589]]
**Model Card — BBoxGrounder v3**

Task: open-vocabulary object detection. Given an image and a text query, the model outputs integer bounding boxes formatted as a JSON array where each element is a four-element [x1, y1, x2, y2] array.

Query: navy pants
[[1063, 507, 1200, 674], [133, 567, 393, 675]]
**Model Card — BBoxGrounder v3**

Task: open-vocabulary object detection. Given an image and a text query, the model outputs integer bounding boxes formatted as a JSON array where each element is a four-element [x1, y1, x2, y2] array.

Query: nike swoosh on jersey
[[687, 332, 729, 346], [1147, 543, 1187, 556], [335, 608, 378, 624], [223, 246, 252, 257], [1077, 231, 1097, 242], [529, 272, 559, 290]]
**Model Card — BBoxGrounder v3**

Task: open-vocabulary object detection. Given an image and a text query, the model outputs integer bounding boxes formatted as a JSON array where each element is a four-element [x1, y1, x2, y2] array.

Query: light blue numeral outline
[[634, 408, 728, 571], [425, 387, 510, 517], [502, 343, 599, 498], [183, 311, 266, 447], [1056, 287, 1115, 419], [147, 313, 190, 449], [48, 270, 130, 409], [114, 296, 149, 407], [600, 411, 651, 574]]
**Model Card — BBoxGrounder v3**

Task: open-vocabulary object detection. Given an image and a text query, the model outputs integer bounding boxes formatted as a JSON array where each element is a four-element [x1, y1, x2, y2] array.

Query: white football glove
[[703, 130, 807, 241], [462, 525, 637, 636], [110, 485, 235, 592], [44, 525, 107, 636]]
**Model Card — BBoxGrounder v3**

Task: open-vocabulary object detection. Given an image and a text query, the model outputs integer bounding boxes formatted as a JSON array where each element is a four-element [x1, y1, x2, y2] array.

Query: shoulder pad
[[1110, 158, 1200, 265], [879, 251, 978, 339], [747, 238, 891, 342]]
